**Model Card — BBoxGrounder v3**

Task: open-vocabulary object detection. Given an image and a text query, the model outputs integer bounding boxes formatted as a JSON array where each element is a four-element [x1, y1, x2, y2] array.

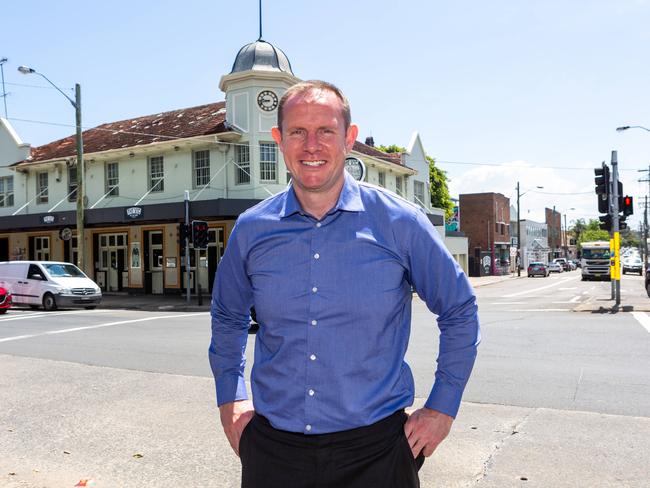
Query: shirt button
[[316, 222, 322, 228], [311, 320, 317, 326], [306, 424, 312, 431], [308, 389, 315, 396], [310, 354, 316, 361], [314, 253, 320, 259], [312, 287, 318, 293]]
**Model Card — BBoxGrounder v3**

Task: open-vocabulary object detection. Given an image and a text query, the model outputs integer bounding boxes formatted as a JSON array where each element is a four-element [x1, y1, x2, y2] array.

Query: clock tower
[[219, 39, 300, 196]]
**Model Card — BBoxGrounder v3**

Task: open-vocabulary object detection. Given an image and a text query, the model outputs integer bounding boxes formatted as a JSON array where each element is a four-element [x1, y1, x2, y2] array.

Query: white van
[[0, 261, 102, 311]]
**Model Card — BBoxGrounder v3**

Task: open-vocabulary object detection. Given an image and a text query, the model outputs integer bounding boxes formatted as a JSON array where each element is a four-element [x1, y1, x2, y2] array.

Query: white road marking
[[509, 309, 567, 312], [631, 312, 650, 334], [0, 309, 114, 323], [502, 276, 578, 298], [491, 302, 526, 305], [0, 313, 205, 343], [559, 287, 577, 290], [551, 295, 582, 304]]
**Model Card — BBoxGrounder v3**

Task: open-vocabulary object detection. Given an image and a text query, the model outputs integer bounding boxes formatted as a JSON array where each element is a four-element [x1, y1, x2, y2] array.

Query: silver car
[[547, 262, 563, 273]]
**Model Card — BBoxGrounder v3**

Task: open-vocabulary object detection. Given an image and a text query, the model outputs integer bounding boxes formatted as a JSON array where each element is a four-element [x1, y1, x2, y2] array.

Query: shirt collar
[[279, 171, 365, 219]]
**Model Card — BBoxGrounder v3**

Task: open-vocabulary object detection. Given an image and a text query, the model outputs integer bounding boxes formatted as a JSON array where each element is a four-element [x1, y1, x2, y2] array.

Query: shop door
[[0, 238, 8, 261], [108, 250, 119, 291], [149, 231, 164, 295]]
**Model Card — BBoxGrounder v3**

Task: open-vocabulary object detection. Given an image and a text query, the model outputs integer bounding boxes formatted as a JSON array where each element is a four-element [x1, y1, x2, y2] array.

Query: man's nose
[[304, 132, 320, 151]]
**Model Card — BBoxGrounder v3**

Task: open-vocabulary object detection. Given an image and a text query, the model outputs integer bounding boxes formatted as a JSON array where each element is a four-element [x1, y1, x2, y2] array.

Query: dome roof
[[230, 39, 294, 75]]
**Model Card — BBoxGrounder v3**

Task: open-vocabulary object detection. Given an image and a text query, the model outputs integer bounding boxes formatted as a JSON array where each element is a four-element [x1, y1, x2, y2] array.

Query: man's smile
[[301, 160, 326, 167]]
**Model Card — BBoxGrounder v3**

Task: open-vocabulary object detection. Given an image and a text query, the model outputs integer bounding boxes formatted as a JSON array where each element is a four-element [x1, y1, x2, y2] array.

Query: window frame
[[105, 161, 119, 197], [192, 149, 211, 189], [37, 171, 49, 204], [414, 180, 425, 206], [259, 142, 278, 183], [0, 175, 14, 207], [67, 166, 78, 202], [148, 155, 164, 192], [235, 143, 251, 185]]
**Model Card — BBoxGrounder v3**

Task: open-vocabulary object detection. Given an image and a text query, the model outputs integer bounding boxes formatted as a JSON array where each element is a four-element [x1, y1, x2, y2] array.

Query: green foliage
[[377, 144, 405, 154], [579, 229, 610, 244], [427, 156, 454, 219]]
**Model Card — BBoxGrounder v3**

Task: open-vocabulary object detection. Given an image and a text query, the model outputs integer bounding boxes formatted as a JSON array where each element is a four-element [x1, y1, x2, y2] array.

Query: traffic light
[[599, 214, 612, 232], [179, 223, 190, 242], [622, 195, 633, 216], [594, 164, 610, 214], [192, 220, 209, 249]]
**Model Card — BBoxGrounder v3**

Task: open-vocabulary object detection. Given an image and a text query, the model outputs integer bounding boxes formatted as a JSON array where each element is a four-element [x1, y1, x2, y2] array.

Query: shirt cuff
[[424, 381, 464, 418], [215, 374, 249, 407]]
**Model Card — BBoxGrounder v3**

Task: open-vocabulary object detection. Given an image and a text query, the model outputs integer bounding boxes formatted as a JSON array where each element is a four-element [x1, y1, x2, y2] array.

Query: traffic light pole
[[611, 151, 621, 307], [185, 190, 191, 304]]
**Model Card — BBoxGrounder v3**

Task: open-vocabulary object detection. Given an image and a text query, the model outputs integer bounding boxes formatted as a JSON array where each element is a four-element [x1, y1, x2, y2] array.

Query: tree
[[427, 156, 454, 219], [376, 144, 454, 219], [577, 219, 609, 244]]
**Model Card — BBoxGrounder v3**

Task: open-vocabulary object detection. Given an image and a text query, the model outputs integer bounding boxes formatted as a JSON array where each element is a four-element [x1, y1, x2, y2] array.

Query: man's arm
[[209, 222, 256, 454], [403, 209, 481, 457]]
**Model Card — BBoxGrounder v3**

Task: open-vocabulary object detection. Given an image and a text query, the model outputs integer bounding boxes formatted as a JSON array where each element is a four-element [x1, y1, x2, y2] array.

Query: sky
[[2, 0, 650, 228]]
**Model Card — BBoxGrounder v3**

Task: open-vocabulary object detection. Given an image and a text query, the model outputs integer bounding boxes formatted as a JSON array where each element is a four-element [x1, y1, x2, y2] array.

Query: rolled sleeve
[[208, 221, 254, 406]]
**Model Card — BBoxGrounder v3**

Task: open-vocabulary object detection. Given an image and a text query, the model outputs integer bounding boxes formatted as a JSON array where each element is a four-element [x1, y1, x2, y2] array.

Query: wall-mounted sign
[[59, 228, 72, 241], [131, 242, 141, 269], [41, 215, 57, 224], [125, 207, 143, 220], [344, 156, 366, 182]]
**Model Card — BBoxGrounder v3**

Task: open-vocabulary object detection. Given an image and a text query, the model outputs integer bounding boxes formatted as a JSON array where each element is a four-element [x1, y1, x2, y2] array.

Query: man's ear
[[345, 124, 359, 153], [271, 126, 282, 145]]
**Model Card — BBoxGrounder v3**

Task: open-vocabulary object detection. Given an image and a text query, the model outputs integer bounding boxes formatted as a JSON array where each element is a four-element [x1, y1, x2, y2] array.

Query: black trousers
[[240, 410, 425, 488]]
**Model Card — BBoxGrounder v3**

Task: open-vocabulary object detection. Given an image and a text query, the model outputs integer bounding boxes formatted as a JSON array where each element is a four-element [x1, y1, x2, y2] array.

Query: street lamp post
[[18, 66, 85, 273], [516, 182, 544, 276], [617, 125, 650, 268], [563, 208, 575, 259]]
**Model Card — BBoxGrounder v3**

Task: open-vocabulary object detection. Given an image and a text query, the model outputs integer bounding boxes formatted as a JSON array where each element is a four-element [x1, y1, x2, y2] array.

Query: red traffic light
[[622, 195, 633, 217]]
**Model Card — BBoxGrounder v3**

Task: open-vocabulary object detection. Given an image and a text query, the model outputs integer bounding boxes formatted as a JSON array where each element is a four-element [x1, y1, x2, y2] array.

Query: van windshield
[[42, 263, 85, 278]]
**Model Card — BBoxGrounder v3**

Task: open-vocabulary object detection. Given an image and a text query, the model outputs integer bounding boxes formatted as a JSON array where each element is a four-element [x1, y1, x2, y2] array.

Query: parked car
[[553, 258, 571, 271], [0, 261, 102, 311], [527, 262, 549, 277], [547, 262, 563, 273], [0, 286, 12, 314], [571, 259, 581, 269], [623, 257, 643, 276]]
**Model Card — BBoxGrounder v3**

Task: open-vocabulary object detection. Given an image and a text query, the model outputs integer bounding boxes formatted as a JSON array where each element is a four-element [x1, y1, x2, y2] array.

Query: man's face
[[272, 89, 358, 199]]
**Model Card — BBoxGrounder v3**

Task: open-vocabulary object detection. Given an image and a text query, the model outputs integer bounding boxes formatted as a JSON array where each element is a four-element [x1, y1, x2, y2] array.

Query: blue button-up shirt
[[209, 172, 480, 434]]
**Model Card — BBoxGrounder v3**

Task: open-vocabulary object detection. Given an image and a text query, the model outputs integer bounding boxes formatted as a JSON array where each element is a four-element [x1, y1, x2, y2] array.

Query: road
[[1, 270, 649, 487]]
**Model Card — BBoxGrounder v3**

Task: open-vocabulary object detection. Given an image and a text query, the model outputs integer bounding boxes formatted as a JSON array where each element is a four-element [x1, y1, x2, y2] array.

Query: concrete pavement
[[1, 353, 648, 488]]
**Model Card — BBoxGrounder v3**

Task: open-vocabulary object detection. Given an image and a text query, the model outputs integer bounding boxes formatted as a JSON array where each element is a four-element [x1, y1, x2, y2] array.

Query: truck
[[580, 241, 611, 281]]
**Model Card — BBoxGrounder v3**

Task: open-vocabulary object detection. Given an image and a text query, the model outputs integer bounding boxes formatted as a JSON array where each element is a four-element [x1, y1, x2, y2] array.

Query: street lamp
[[617, 124, 649, 266], [516, 182, 544, 276], [18, 66, 85, 273]]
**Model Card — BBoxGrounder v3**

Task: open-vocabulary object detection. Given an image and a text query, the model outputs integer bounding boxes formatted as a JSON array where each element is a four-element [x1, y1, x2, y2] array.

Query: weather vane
[[258, 0, 263, 41]]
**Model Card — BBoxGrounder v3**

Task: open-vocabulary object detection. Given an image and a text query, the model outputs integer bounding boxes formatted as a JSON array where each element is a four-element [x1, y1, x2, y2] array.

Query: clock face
[[344, 156, 366, 182], [257, 90, 279, 112]]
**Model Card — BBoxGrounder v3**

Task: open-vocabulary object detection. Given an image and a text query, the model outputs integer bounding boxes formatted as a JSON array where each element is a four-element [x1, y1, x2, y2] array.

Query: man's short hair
[[277, 80, 351, 132]]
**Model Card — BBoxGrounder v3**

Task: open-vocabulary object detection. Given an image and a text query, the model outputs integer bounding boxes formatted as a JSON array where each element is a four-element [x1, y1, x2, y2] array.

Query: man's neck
[[294, 184, 343, 221]]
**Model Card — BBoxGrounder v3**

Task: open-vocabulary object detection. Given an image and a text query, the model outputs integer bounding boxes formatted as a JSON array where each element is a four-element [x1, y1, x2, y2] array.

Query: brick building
[[545, 207, 562, 258], [459, 192, 511, 276]]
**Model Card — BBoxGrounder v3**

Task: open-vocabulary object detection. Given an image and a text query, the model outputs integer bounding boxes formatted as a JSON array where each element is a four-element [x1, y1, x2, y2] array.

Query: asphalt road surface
[[1, 270, 648, 487]]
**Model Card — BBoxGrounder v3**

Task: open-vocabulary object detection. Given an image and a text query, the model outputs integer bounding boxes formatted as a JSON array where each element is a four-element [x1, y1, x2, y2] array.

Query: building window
[[235, 143, 250, 185], [148, 156, 164, 192], [0, 176, 14, 207], [37, 172, 49, 204], [193, 150, 210, 188], [34, 236, 50, 260], [259, 142, 277, 182], [414, 181, 425, 206], [378, 171, 386, 188], [395, 176, 403, 196], [67, 167, 77, 202], [105, 162, 119, 196]]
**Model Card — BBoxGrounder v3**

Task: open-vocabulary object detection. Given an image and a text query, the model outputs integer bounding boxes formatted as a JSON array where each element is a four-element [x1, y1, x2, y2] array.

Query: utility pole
[[517, 182, 521, 276], [184, 190, 191, 304], [639, 165, 650, 269]]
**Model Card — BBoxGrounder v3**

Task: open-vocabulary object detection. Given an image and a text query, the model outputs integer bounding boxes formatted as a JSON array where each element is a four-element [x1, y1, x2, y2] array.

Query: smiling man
[[209, 80, 480, 488]]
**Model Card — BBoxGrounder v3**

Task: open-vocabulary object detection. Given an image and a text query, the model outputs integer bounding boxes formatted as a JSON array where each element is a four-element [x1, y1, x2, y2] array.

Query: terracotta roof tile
[[23, 102, 228, 164], [353, 141, 403, 165]]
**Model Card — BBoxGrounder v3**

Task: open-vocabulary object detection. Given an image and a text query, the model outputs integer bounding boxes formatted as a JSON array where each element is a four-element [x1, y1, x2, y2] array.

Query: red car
[[0, 286, 12, 314]]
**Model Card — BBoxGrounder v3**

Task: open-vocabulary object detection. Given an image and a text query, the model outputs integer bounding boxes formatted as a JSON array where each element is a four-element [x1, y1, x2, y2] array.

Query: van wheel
[[42, 293, 58, 311]]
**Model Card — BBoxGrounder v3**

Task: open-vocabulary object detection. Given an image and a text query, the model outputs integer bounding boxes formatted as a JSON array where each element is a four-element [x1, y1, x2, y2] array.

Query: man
[[209, 80, 480, 488]]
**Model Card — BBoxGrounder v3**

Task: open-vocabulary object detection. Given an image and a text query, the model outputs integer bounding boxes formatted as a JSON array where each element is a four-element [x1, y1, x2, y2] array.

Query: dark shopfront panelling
[[0, 198, 263, 231]]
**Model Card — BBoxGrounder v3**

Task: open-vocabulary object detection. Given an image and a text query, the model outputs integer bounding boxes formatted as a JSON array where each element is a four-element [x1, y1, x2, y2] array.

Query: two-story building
[[1, 38, 461, 296]]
